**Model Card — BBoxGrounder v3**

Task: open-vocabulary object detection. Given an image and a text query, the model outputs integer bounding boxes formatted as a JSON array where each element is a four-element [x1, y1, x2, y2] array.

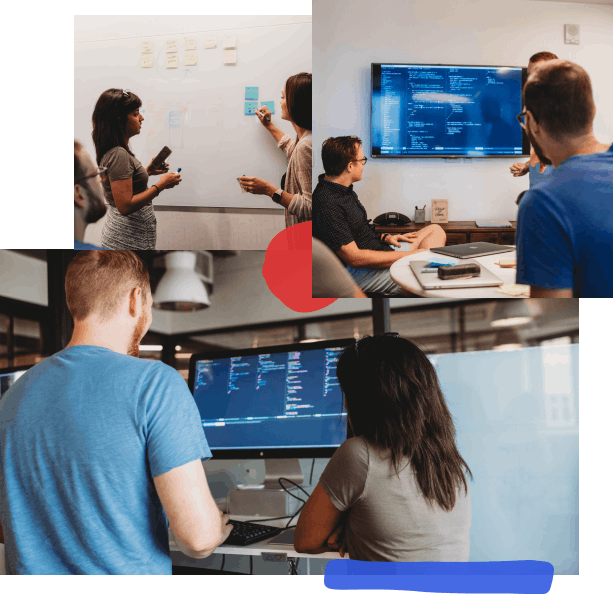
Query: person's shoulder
[[338, 435, 370, 461], [297, 131, 312, 149]]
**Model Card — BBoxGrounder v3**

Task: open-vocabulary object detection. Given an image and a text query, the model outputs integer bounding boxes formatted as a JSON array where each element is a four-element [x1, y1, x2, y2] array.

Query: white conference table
[[389, 249, 527, 298]]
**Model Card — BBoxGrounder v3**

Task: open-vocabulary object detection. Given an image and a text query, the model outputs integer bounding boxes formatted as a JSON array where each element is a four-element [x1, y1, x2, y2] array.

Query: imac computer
[[188, 338, 354, 514], [371, 63, 529, 158]]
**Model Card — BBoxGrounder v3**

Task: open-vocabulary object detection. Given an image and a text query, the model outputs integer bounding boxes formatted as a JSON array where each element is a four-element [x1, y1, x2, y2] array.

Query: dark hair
[[528, 51, 558, 64], [91, 89, 142, 165], [74, 140, 86, 183], [285, 72, 312, 130], [66, 250, 150, 321], [321, 136, 362, 176], [524, 60, 595, 142], [337, 334, 472, 511]]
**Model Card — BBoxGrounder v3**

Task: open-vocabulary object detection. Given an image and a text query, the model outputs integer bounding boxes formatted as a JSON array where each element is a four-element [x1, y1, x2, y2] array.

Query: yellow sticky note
[[184, 52, 197, 66], [141, 54, 153, 68], [204, 37, 217, 49], [166, 39, 178, 53], [223, 35, 236, 49], [166, 54, 178, 68], [223, 49, 237, 65], [184, 37, 197, 51], [141, 41, 153, 54]]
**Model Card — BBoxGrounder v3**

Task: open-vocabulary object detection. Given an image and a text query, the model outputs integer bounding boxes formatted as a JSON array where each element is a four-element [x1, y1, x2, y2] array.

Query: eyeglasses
[[75, 166, 108, 186], [350, 157, 368, 166]]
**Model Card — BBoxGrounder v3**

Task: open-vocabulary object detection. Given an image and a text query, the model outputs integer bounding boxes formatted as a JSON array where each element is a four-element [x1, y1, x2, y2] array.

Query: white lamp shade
[[153, 252, 211, 311]]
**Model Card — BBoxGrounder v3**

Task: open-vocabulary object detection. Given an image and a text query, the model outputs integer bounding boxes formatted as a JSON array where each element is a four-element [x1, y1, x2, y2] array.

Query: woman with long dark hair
[[238, 73, 312, 227], [92, 89, 182, 249], [295, 333, 473, 561]]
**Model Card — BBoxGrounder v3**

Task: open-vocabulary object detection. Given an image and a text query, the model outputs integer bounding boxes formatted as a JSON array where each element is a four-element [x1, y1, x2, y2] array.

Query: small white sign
[[184, 37, 197, 51], [141, 41, 153, 54], [184, 51, 197, 66], [223, 35, 236, 49], [204, 37, 217, 49], [166, 39, 178, 53], [223, 49, 237, 65]]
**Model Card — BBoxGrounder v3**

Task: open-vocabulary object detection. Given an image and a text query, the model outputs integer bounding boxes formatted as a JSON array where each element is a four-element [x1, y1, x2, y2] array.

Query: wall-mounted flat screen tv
[[371, 63, 529, 158]]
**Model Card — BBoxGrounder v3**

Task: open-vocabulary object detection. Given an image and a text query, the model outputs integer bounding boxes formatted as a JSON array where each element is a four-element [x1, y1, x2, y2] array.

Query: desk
[[170, 517, 340, 575], [389, 249, 527, 298], [375, 221, 516, 246]]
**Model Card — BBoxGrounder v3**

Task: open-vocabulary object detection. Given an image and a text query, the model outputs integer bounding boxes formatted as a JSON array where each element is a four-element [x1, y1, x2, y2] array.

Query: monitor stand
[[263, 458, 304, 488], [228, 458, 305, 518]]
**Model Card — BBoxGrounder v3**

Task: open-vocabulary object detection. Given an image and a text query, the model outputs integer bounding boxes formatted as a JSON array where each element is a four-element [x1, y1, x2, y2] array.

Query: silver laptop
[[430, 242, 514, 259], [410, 260, 504, 290]]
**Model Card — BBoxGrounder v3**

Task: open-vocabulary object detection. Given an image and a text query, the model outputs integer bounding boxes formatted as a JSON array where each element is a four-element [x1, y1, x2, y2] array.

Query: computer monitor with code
[[371, 63, 530, 158], [187, 339, 354, 460]]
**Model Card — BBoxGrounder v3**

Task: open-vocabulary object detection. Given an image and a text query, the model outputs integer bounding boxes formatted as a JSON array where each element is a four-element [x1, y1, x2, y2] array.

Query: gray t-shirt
[[320, 436, 471, 562], [312, 238, 358, 298]]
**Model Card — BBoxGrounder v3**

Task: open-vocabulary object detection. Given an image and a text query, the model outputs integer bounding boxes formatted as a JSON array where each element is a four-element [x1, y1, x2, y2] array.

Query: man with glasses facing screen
[[74, 140, 109, 250], [313, 136, 446, 295], [515, 60, 613, 297]]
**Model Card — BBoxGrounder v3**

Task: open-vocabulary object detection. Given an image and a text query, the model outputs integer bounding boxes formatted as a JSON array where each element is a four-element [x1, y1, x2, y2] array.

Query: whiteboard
[[74, 22, 311, 208], [431, 345, 578, 574]]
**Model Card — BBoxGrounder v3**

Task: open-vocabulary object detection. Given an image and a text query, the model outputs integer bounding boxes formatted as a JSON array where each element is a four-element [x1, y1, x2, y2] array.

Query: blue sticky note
[[260, 101, 275, 114], [245, 102, 258, 115], [245, 87, 258, 100]]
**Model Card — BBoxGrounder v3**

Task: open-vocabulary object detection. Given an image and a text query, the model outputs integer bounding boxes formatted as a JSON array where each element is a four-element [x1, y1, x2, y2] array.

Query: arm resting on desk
[[154, 459, 230, 558], [294, 483, 346, 555]]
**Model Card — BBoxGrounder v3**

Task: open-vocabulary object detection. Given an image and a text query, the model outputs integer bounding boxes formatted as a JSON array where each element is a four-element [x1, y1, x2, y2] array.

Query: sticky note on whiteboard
[[184, 52, 197, 66], [245, 87, 258, 100], [223, 35, 236, 49], [245, 102, 258, 115], [141, 54, 154, 68], [260, 101, 275, 114], [184, 37, 197, 51], [204, 37, 217, 49], [223, 49, 237, 65], [166, 39, 178, 53], [166, 54, 178, 68], [141, 41, 153, 54]]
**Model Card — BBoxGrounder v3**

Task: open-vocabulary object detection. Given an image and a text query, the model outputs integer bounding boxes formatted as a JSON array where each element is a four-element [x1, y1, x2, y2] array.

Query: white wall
[[75, 15, 311, 250], [313, 0, 613, 222]]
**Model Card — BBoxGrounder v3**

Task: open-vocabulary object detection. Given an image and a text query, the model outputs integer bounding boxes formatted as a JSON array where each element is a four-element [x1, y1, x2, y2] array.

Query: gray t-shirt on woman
[[100, 147, 157, 250], [320, 436, 471, 562]]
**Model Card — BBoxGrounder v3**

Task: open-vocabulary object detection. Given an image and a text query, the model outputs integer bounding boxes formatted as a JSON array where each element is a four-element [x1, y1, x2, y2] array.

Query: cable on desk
[[220, 554, 226, 572], [244, 515, 292, 523], [278, 477, 311, 500], [309, 459, 315, 485], [250, 555, 253, 575]]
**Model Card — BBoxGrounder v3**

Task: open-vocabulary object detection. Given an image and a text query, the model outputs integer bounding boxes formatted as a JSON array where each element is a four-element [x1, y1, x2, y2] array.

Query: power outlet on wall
[[564, 24, 580, 45]]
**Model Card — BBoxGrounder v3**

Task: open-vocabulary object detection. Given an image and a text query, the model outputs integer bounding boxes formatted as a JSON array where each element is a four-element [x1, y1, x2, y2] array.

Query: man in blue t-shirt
[[515, 60, 613, 297], [74, 140, 109, 250], [0, 251, 232, 574]]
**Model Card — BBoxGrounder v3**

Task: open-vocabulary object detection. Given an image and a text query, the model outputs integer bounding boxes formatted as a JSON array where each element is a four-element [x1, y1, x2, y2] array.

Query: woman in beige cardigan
[[239, 73, 312, 227]]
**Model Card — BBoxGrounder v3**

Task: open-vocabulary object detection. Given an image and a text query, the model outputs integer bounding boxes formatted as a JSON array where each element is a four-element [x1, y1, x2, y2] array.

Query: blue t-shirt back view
[[0, 346, 211, 575], [516, 144, 613, 296]]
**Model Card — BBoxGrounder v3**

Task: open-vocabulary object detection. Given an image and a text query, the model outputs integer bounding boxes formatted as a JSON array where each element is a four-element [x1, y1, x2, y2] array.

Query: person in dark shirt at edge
[[74, 140, 109, 250], [312, 136, 446, 295]]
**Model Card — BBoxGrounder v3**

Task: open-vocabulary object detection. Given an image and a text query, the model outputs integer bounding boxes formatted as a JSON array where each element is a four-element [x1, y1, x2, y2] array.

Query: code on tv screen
[[371, 63, 529, 158]]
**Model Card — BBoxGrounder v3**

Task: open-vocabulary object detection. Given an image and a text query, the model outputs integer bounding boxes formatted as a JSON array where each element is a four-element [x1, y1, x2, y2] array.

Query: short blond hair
[[65, 251, 150, 320]]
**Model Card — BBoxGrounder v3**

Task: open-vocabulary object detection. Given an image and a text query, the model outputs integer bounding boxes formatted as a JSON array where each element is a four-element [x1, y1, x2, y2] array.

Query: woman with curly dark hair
[[295, 333, 473, 561], [92, 89, 182, 249], [239, 73, 312, 227]]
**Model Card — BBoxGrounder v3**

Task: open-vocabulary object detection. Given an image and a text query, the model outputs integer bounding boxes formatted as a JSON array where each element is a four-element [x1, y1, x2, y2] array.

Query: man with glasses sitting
[[74, 140, 109, 250], [515, 60, 613, 297], [312, 136, 446, 295]]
